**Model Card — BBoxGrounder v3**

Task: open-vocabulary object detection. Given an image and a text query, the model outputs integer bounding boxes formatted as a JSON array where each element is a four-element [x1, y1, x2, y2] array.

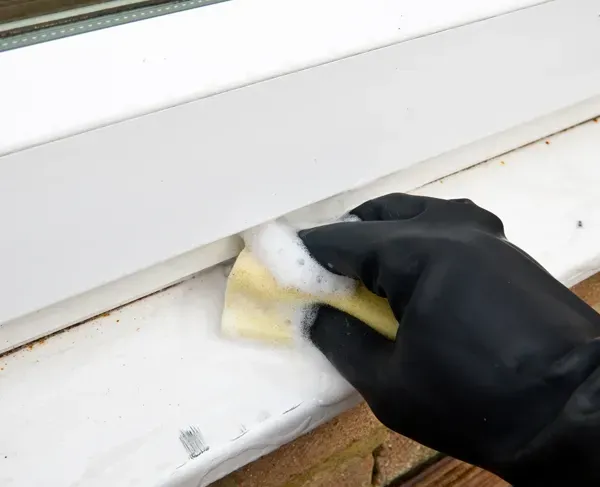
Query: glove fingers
[[310, 305, 394, 394], [299, 221, 384, 283], [299, 221, 424, 298], [351, 193, 439, 221], [350, 193, 505, 236]]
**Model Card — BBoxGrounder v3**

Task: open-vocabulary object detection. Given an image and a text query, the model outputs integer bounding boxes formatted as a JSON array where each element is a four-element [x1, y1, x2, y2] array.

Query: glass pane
[[0, 0, 228, 51]]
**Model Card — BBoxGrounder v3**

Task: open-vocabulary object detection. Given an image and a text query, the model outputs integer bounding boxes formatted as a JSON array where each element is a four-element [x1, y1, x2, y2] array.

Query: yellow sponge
[[221, 248, 398, 345]]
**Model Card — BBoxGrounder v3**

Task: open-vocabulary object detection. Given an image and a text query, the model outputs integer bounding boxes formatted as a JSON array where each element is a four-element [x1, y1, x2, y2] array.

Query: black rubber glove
[[299, 193, 600, 486]]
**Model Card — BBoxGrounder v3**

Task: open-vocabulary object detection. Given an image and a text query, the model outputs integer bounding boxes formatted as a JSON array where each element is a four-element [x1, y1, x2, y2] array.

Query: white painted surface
[[2, 118, 600, 487], [2, 0, 600, 353], [0, 0, 544, 156]]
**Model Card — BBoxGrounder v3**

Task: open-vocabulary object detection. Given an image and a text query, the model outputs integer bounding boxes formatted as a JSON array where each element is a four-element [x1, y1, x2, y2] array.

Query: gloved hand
[[299, 193, 600, 486]]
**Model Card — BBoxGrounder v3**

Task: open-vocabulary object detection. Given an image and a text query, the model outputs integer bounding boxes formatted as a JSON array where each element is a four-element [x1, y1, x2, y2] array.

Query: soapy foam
[[242, 221, 356, 297], [242, 219, 357, 341], [337, 213, 362, 224]]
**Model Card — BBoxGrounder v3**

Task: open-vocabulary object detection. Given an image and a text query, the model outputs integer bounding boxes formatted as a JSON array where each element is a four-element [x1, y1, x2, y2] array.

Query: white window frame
[[2, 0, 600, 353]]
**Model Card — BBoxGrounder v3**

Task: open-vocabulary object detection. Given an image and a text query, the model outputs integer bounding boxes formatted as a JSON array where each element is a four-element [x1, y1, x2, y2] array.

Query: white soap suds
[[338, 213, 361, 224], [241, 219, 361, 342], [242, 220, 356, 298]]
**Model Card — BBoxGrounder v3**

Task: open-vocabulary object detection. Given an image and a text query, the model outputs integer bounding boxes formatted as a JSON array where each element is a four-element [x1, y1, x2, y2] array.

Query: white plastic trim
[[0, 0, 545, 156], [1, 0, 600, 353]]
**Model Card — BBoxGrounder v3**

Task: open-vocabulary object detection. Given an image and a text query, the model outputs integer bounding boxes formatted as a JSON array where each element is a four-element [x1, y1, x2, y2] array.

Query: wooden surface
[[395, 457, 508, 487]]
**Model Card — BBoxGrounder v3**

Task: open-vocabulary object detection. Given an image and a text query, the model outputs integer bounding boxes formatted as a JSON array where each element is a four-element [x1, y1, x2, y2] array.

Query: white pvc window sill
[[2, 0, 600, 355], [2, 117, 600, 487]]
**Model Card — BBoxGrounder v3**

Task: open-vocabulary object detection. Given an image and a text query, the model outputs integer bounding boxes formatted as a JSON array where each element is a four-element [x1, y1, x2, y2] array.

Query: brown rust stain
[[411, 117, 598, 198], [0, 277, 186, 360]]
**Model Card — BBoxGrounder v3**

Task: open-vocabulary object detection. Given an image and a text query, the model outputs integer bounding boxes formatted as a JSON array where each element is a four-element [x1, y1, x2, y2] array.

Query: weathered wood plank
[[396, 457, 508, 487]]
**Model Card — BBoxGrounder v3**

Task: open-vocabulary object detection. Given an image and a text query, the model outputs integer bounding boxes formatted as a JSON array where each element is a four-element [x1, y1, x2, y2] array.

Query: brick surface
[[373, 433, 436, 486], [212, 402, 385, 487], [572, 273, 600, 312], [300, 454, 375, 487]]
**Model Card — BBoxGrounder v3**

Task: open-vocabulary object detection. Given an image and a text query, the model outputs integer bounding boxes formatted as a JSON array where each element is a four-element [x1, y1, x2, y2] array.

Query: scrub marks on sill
[[179, 425, 210, 459], [220, 219, 398, 346]]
